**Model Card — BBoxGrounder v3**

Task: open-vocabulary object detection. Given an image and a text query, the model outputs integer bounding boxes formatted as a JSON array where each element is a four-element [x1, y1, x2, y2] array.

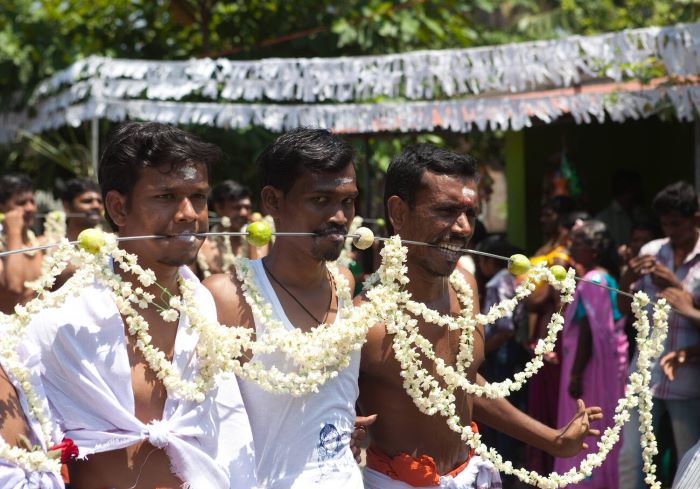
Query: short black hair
[[652, 181, 698, 218], [98, 122, 221, 230], [256, 128, 355, 194], [384, 144, 479, 235], [60, 177, 100, 203], [211, 180, 251, 206], [0, 173, 33, 205], [477, 234, 521, 265]]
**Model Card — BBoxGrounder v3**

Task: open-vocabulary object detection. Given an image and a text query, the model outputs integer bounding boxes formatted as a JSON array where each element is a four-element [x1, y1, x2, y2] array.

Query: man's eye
[[313, 196, 328, 204], [156, 194, 174, 200]]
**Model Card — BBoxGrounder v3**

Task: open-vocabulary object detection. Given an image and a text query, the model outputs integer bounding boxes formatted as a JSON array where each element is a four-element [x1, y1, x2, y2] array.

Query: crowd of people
[[0, 121, 697, 489]]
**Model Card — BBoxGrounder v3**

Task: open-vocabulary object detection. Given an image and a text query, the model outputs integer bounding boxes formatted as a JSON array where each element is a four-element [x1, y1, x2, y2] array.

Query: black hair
[[0, 173, 33, 205], [211, 180, 251, 206], [257, 128, 355, 194], [574, 219, 620, 279], [561, 211, 592, 231], [477, 234, 521, 269], [60, 177, 100, 203], [384, 144, 479, 235], [542, 195, 576, 221], [98, 122, 221, 230], [652, 181, 698, 218]]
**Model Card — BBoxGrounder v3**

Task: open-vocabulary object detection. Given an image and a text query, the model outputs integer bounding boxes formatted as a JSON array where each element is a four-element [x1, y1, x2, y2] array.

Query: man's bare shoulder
[[202, 272, 254, 328]]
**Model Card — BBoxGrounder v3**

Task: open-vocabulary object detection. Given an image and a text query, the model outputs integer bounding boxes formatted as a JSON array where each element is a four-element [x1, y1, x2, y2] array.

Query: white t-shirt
[[25, 265, 255, 489], [238, 259, 363, 489]]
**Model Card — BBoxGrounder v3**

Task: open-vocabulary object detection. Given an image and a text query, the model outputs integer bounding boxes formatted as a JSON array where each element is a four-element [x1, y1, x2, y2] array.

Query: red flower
[[49, 437, 79, 464]]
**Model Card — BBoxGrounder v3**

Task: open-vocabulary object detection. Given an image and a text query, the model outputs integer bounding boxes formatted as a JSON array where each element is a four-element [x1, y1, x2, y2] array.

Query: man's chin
[[157, 253, 198, 269]]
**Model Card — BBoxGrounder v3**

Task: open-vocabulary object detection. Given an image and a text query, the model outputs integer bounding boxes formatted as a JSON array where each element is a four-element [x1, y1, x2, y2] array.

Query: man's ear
[[105, 190, 128, 228], [260, 185, 283, 217], [387, 195, 409, 234]]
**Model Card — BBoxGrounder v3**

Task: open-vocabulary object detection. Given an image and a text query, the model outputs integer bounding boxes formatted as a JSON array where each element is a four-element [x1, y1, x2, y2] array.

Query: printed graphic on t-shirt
[[315, 422, 353, 480]]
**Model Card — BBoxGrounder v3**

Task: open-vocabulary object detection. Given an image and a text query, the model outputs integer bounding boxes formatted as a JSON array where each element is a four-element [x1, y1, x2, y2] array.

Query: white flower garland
[[230, 256, 377, 395], [0, 241, 94, 474], [370, 236, 576, 399], [42, 211, 66, 244], [336, 216, 363, 268], [367, 235, 670, 488]]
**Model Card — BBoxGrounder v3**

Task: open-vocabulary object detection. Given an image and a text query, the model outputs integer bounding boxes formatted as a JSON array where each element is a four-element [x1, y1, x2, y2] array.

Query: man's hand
[[551, 399, 602, 458], [658, 287, 698, 320], [2, 208, 24, 239], [660, 350, 686, 381], [650, 263, 683, 290], [350, 414, 377, 464], [625, 255, 656, 282]]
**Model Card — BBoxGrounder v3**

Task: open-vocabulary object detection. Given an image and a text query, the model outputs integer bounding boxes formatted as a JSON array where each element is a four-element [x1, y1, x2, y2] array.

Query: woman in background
[[554, 220, 628, 488]]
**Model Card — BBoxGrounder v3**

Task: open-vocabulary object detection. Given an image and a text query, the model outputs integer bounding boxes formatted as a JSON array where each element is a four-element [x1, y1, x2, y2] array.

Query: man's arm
[[472, 373, 602, 457], [617, 254, 655, 316], [1, 209, 41, 295]]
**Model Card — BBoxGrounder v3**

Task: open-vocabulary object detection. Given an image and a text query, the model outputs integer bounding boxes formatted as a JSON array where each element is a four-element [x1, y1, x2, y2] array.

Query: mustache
[[313, 224, 348, 236], [431, 234, 469, 249]]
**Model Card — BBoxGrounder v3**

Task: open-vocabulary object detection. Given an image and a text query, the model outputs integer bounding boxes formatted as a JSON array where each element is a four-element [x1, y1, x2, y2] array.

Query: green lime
[[246, 221, 272, 247], [78, 228, 106, 254], [508, 254, 531, 276], [550, 265, 567, 281]]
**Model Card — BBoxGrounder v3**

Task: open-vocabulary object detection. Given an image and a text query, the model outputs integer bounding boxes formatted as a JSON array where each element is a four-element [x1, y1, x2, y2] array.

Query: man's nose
[[451, 212, 472, 236], [328, 206, 349, 226], [175, 198, 198, 221]]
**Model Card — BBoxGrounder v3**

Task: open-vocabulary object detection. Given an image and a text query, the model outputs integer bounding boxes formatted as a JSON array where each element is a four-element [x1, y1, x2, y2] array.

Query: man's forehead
[[296, 169, 358, 192], [141, 163, 208, 185], [418, 172, 477, 201]]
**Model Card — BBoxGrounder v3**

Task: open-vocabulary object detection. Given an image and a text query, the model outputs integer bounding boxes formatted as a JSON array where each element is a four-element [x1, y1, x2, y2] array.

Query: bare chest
[[122, 309, 178, 423]]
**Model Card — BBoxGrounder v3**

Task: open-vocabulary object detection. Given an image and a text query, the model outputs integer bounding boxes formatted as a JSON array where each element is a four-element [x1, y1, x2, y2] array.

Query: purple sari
[[553, 271, 628, 488]]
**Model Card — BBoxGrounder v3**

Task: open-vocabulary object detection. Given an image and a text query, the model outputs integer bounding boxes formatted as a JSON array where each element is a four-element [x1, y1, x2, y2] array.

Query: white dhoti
[[363, 456, 502, 489]]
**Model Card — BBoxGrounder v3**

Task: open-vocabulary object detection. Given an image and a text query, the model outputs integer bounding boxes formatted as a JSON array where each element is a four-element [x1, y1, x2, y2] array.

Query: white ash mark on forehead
[[176, 164, 199, 181], [462, 187, 477, 199], [334, 177, 355, 185]]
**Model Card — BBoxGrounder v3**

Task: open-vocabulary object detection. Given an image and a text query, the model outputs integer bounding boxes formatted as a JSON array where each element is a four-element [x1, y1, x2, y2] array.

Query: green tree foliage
[[1, 0, 698, 189]]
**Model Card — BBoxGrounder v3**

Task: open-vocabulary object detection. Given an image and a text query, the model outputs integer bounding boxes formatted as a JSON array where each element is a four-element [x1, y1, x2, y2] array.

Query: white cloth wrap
[[24, 265, 236, 489], [363, 456, 502, 489], [0, 326, 64, 489]]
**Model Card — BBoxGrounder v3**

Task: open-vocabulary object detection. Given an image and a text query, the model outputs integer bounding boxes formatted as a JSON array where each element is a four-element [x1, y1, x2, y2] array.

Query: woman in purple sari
[[554, 220, 628, 488]]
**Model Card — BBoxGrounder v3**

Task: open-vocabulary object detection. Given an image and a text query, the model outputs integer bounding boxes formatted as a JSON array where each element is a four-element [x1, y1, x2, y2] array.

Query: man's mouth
[[166, 232, 199, 243], [314, 228, 348, 242], [435, 242, 466, 260]]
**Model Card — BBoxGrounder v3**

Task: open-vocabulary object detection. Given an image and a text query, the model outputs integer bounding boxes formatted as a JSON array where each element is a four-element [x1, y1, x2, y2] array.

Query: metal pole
[[91, 117, 99, 177], [364, 136, 372, 217], [695, 120, 700, 193]]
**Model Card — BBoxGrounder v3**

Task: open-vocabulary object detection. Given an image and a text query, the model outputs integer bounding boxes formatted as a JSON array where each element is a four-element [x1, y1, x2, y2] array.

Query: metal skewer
[[0, 231, 668, 307]]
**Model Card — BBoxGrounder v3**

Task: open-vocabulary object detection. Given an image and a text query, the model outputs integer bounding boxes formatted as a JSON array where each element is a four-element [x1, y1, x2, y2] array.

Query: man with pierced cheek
[[25, 122, 256, 489], [357, 144, 604, 489]]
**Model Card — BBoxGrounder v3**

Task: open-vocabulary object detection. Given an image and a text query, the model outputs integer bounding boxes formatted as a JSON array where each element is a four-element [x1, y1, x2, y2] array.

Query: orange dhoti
[[364, 424, 502, 489]]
